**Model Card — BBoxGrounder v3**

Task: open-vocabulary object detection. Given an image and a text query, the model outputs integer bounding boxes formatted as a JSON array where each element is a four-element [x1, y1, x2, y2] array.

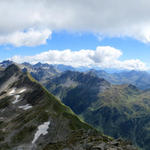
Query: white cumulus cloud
[[0, 0, 150, 46], [10, 46, 148, 71], [0, 28, 51, 47]]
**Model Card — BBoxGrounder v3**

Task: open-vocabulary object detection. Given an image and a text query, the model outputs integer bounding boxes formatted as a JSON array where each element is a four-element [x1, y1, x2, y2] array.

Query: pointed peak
[[5, 63, 21, 74], [0, 60, 13, 68], [127, 84, 139, 90]]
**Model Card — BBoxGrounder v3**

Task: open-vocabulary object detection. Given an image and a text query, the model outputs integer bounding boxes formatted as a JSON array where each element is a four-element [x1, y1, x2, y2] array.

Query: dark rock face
[[0, 64, 137, 150], [45, 71, 110, 114]]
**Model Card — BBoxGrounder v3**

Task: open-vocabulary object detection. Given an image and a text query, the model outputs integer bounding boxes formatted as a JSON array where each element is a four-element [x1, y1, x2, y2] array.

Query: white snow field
[[32, 121, 50, 144]]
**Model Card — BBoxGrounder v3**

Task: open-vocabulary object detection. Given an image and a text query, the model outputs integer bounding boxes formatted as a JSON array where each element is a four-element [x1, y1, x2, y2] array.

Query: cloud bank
[[10, 46, 148, 71], [1, 0, 150, 46], [0, 28, 52, 47]]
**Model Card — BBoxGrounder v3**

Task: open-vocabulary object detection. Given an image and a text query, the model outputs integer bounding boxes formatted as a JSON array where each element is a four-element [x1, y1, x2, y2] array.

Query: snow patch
[[9, 88, 16, 95], [32, 121, 50, 144], [18, 104, 32, 110], [8, 88, 26, 96], [9, 88, 27, 104], [0, 109, 5, 112], [0, 117, 4, 120], [12, 95, 21, 104], [19, 88, 26, 94]]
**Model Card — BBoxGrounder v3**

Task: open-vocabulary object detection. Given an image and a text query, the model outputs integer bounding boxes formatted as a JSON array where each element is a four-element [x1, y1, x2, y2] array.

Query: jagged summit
[[5, 63, 21, 72], [0, 60, 13, 68]]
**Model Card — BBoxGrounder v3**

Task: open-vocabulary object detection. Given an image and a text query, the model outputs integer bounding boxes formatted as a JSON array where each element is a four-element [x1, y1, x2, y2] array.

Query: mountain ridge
[[0, 64, 137, 150]]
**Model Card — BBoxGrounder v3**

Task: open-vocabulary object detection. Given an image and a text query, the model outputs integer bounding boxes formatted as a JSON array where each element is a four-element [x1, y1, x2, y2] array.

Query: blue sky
[[1, 0, 150, 71], [1, 31, 149, 65]]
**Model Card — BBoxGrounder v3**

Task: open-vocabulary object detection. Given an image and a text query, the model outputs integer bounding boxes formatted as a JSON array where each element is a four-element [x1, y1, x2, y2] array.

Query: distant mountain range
[[22, 61, 150, 90], [1, 60, 150, 90], [89, 69, 150, 90]]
